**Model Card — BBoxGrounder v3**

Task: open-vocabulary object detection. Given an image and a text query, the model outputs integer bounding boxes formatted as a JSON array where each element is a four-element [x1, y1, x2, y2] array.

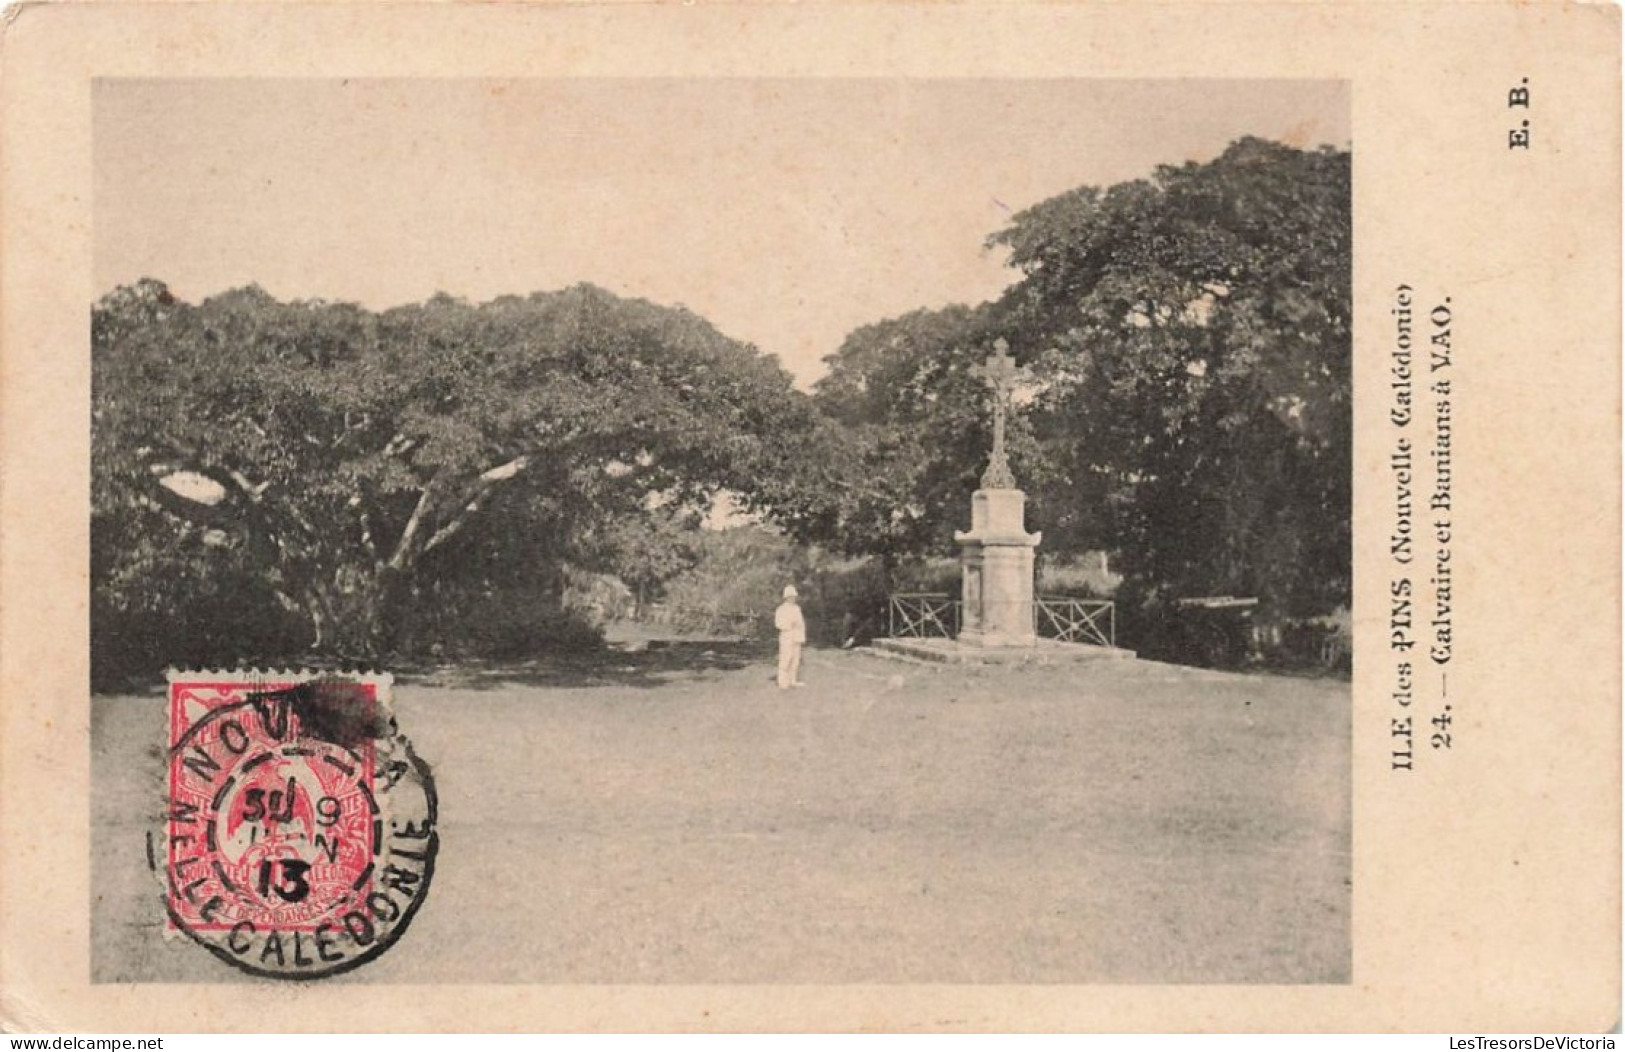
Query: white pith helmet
[[783, 585, 798, 599]]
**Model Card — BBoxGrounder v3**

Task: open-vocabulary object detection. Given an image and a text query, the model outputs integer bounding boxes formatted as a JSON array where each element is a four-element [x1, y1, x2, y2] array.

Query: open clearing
[[93, 643, 1349, 984]]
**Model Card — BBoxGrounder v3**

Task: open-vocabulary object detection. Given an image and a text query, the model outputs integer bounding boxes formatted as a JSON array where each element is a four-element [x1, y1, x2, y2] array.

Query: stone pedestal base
[[954, 488, 1041, 648]]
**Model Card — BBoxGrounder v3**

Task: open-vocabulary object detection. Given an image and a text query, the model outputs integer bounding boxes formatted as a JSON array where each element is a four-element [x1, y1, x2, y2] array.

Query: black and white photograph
[[0, 0, 1618, 1035], [87, 77, 1353, 986]]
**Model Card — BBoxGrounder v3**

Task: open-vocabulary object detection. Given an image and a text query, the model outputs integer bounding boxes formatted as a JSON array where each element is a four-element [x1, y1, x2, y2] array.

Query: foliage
[[805, 305, 1035, 565], [657, 526, 804, 639], [994, 136, 1351, 618], [810, 138, 1351, 620], [578, 503, 703, 619], [656, 526, 892, 646], [92, 136, 1350, 684], [92, 280, 814, 679]]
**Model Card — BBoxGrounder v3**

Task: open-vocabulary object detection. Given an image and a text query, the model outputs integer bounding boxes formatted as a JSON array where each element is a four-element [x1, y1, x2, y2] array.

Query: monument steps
[[866, 637, 1137, 666]]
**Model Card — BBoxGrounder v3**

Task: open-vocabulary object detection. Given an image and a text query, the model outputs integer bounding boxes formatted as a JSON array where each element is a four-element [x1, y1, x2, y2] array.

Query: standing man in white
[[775, 585, 807, 689]]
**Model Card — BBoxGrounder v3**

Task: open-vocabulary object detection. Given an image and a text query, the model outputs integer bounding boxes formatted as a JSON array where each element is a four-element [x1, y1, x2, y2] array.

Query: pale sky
[[95, 79, 1348, 385]]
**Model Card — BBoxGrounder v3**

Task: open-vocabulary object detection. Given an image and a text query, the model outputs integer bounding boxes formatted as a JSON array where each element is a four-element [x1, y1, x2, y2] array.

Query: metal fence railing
[[886, 593, 1115, 647], [1033, 596, 1115, 648], [887, 593, 962, 639]]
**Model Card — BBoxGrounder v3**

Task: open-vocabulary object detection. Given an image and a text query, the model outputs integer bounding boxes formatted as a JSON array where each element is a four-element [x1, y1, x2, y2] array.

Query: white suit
[[774, 599, 806, 688]]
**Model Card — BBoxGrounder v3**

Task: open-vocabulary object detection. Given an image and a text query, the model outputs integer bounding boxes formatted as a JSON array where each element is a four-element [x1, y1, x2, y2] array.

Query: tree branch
[[421, 499, 481, 555], [421, 455, 531, 556], [388, 483, 437, 571], [480, 455, 529, 482], [393, 455, 532, 565]]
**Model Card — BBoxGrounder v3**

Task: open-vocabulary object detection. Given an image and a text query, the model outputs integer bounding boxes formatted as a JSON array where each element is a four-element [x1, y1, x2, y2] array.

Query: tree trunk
[[305, 566, 407, 661]]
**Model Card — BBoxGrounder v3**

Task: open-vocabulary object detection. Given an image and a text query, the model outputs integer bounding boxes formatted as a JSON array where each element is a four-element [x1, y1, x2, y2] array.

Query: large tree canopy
[[802, 303, 1054, 567], [809, 138, 1351, 617], [93, 136, 1349, 682], [92, 280, 817, 669]]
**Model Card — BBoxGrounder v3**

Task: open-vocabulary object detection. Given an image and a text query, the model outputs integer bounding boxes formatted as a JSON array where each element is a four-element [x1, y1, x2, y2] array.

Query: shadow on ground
[[398, 636, 773, 691]]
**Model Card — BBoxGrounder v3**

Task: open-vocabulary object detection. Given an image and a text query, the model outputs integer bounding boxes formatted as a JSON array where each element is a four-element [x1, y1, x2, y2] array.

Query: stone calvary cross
[[955, 337, 1040, 648], [971, 337, 1028, 490]]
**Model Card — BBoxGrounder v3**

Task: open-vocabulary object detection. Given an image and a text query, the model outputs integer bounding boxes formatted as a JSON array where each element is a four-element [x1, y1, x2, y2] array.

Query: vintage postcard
[[0, 0, 1617, 1034]]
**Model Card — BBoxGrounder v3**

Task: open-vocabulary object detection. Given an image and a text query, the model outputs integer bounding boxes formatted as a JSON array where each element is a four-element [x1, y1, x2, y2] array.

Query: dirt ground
[[92, 643, 1350, 984]]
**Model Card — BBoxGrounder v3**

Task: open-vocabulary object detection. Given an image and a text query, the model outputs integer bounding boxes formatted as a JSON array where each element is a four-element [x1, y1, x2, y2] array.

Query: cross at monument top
[[974, 338, 1022, 400], [972, 338, 1027, 490]]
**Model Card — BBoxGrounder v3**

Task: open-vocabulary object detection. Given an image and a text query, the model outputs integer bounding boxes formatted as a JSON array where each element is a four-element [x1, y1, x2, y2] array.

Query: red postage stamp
[[160, 672, 437, 979]]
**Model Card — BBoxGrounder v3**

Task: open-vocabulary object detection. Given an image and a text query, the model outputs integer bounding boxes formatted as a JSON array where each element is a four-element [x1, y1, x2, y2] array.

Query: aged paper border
[[1, 0, 1618, 1033]]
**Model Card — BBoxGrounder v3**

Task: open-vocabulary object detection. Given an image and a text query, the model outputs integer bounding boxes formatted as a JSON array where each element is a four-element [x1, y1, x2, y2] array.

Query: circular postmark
[[157, 675, 437, 979]]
